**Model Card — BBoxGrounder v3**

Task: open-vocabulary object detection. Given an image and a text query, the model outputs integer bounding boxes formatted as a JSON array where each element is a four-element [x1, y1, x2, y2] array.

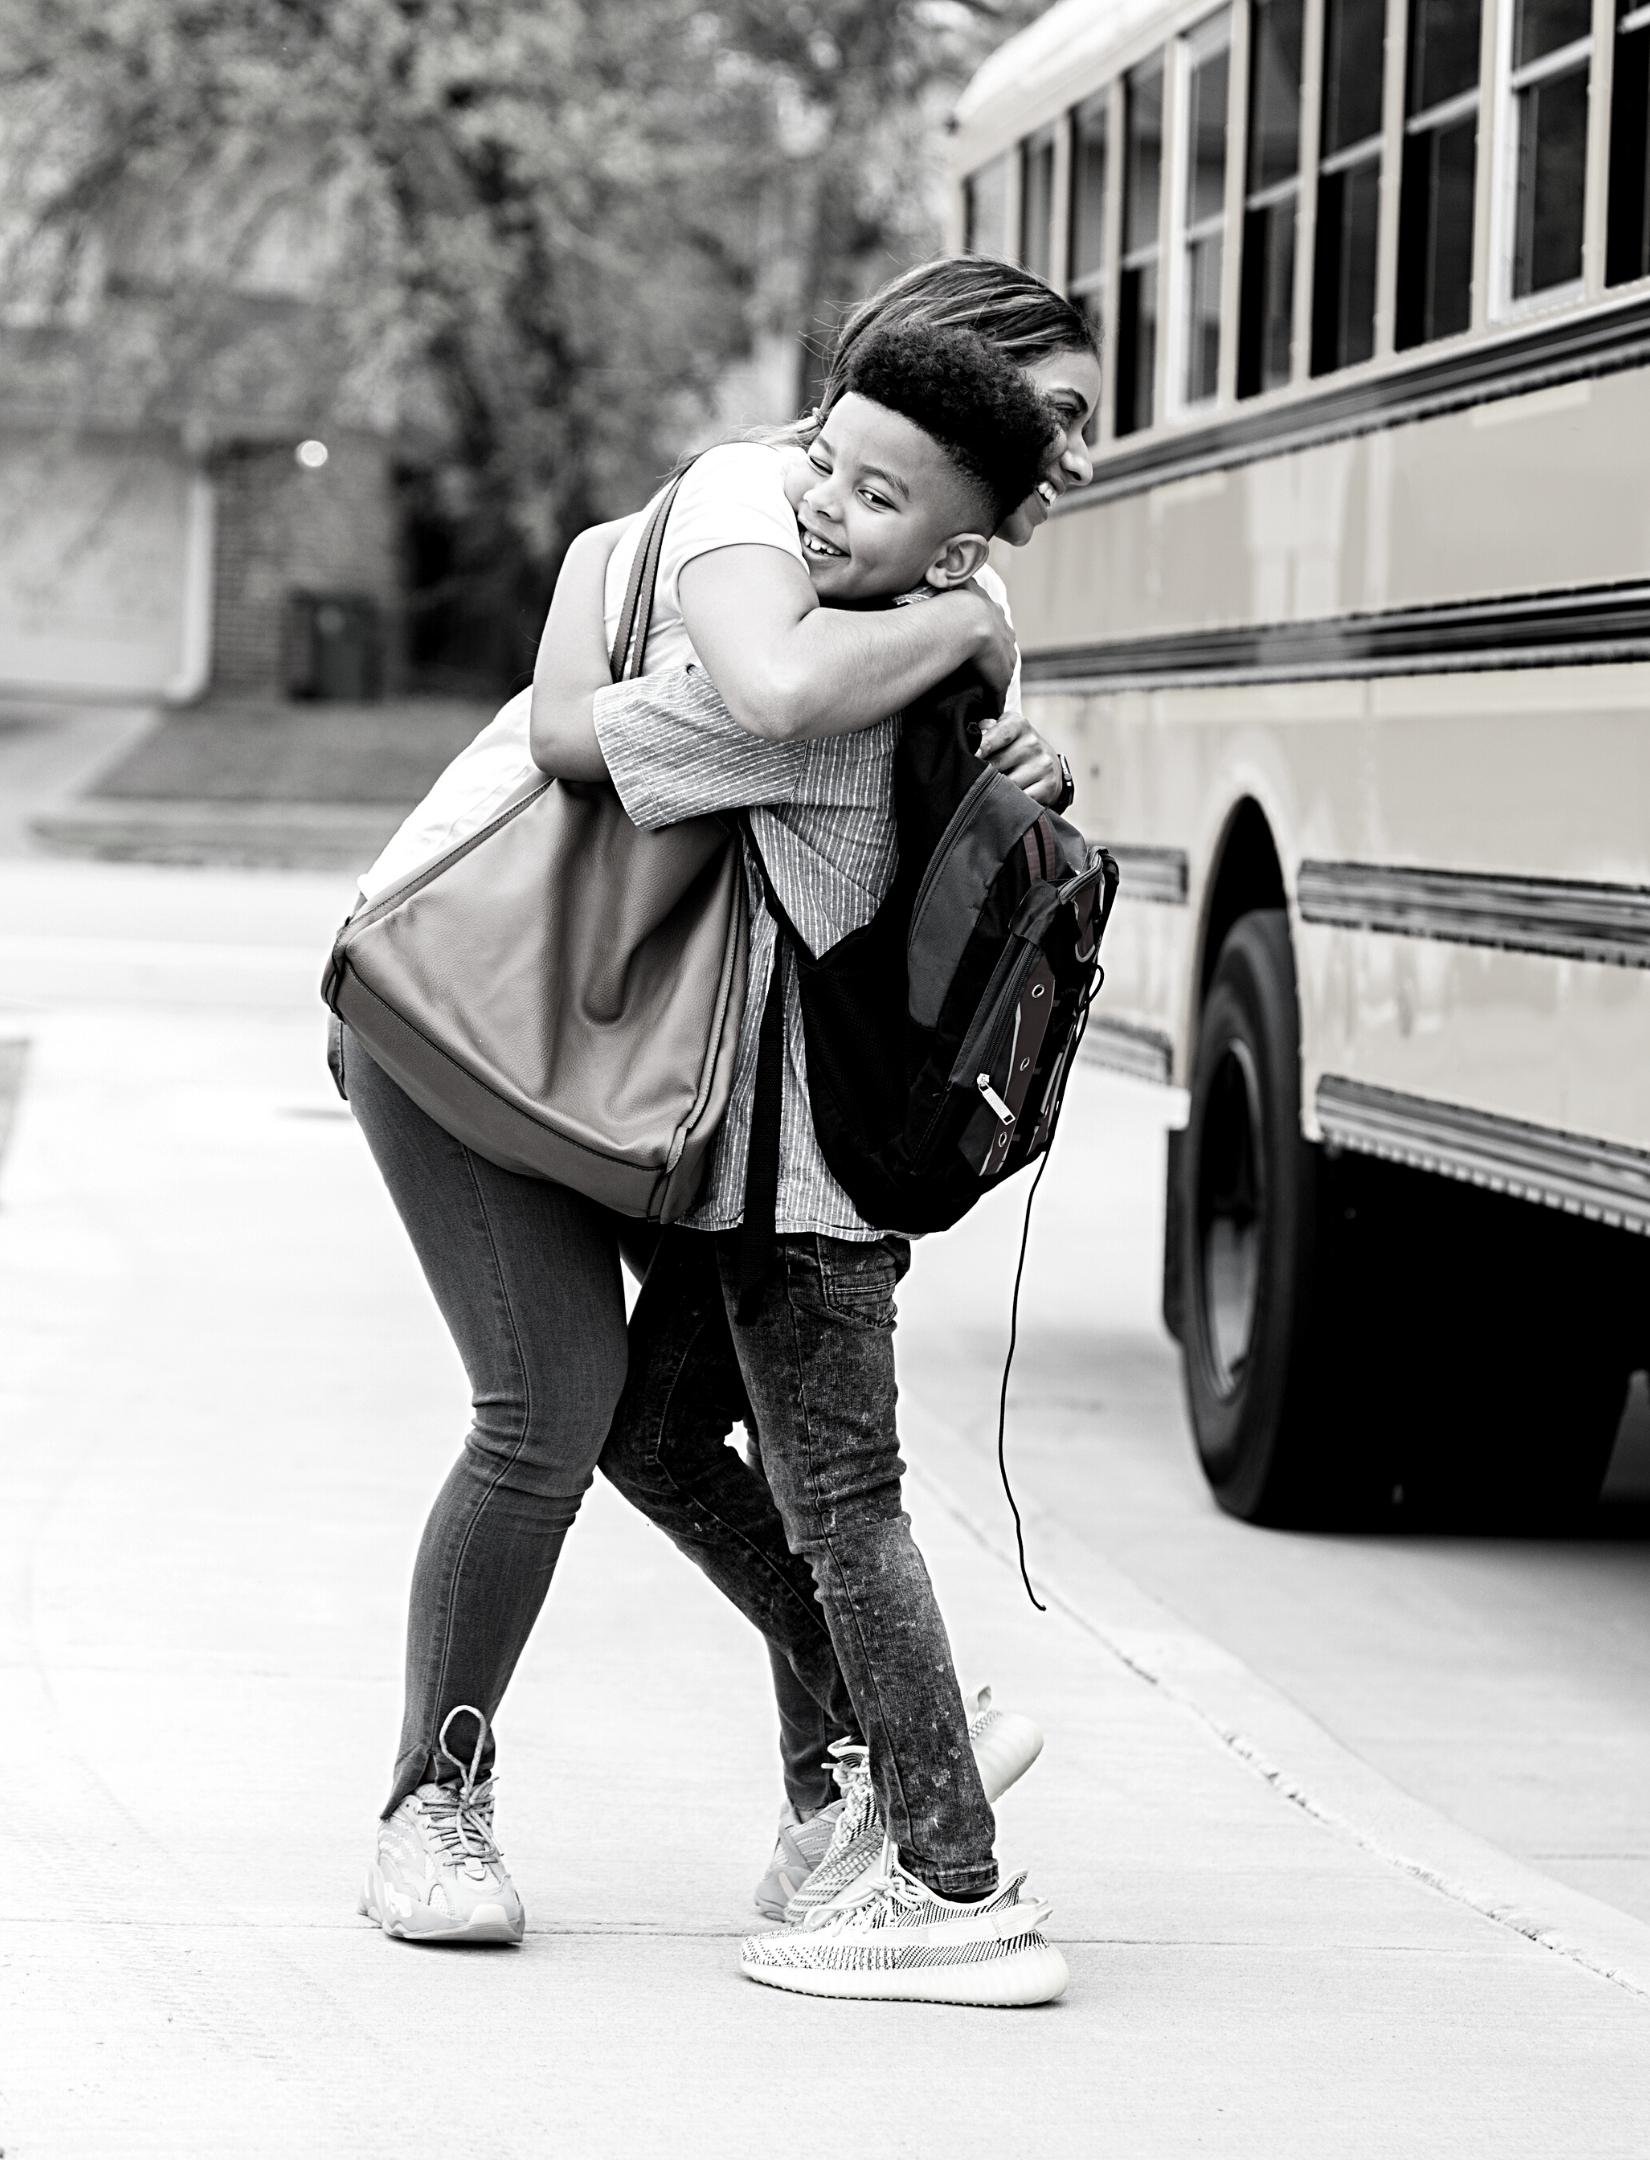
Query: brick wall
[[208, 432, 401, 697]]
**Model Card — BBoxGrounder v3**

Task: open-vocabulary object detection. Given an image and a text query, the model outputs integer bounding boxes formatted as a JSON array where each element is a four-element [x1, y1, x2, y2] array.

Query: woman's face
[[996, 347, 1103, 546]]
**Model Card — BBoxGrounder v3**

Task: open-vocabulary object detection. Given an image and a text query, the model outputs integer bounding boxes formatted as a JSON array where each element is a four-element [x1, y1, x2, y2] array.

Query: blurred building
[[0, 155, 401, 708]]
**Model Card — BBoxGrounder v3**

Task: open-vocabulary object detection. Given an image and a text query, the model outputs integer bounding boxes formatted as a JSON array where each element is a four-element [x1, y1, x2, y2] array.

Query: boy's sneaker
[[753, 1801, 844, 1921], [358, 1704, 525, 1946], [777, 1740, 880, 1923], [741, 1846, 1068, 2007], [780, 1687, 1043, 1925]]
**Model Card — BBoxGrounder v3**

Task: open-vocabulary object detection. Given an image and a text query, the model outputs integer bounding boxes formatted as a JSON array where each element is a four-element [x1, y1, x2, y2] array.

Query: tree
[[1, 0, 1035, 677], [715, 1, 1040, 414]]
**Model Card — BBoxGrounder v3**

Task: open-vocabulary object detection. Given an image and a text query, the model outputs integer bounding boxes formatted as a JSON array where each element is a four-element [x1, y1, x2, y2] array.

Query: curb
[[30, 798, 400, 872], [902, 1401, 1650, 2004]]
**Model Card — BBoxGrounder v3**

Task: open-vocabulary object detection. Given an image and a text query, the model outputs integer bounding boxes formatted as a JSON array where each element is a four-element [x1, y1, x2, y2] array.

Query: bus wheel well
[[1197, 800, 1287, 999]]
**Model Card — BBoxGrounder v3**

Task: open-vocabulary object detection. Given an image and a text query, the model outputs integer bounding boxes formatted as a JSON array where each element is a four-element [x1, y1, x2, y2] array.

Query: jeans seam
[[785, 1238, 916, 1847], [421, 1144, 538, 1772]]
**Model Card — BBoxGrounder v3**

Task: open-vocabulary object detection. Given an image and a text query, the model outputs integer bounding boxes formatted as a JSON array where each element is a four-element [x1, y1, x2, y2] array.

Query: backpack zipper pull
[[976, 1073, 1015, 1126]]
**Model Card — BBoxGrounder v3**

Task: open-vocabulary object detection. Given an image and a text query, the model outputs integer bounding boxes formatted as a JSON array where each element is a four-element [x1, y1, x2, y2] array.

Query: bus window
[[964, 155, 1011, 258], [1069, 91, 1110, 353], [1021, 127, 1058, 281], [1311, 0, 1385, 375], [1508, 0, 1592, 301], [1117, 54, 1165, 435], [1608, 1, 1650, 285], [1396, 0, 1482, 348], [1181, 12, 1232, 407], [1238, 0, 1305, 396]]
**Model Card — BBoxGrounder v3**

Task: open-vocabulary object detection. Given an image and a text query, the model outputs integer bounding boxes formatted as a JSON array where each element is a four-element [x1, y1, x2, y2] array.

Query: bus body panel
[[1299, 929, 1650, 1160], [1000, 370, 1650, 653], [1032, 667, 1650, 1155]]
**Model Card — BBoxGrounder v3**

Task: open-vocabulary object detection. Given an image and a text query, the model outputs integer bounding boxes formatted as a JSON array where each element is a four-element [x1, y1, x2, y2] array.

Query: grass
[[88, 694, 502, 808]]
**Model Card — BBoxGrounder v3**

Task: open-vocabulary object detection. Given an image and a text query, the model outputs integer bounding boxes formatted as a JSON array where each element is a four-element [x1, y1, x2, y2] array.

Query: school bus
[[953, 0, 1650, 1527]]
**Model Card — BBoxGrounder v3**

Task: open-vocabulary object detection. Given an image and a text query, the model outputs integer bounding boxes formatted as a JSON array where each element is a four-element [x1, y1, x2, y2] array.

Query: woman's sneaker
[[780, 1688, 1043, 1925], [753, 1802, 845, 1921], [741, 1846, 1068, 2007], [358, 1704, 525, 1946]]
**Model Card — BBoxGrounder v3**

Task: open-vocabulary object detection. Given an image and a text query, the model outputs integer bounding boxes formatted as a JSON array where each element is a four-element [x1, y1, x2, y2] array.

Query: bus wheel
[[1176, 911, 1637, 1530], [1177, 909, 1347, 1525]]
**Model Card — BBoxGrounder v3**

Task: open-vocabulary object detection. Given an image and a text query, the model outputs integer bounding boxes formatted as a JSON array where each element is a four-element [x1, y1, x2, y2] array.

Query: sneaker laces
[[803, 1845, 1053, 1938], [419, 1704, 503, 1871], [826, 1740, 877, 1837], [801, 1833, 920, 1931]]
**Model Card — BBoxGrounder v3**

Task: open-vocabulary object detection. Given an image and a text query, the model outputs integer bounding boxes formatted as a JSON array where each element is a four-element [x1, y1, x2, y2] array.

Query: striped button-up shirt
[[594, 664, 897, 1240]]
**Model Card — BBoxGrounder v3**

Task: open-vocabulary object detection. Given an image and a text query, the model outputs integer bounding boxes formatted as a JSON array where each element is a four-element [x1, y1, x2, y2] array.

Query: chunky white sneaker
[[742, 1845, 1068, 2007], [781, 1688, 1043, 1925], [358, 1705, 525, 1946], [965, 1684, 1044, 1800], [753, 1802, 844, 1921]]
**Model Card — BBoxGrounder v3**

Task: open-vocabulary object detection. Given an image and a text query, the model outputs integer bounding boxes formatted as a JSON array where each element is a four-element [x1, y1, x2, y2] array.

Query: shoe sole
[[358, 1870, 523, 1947], [739, 1940, 1069, 2007]]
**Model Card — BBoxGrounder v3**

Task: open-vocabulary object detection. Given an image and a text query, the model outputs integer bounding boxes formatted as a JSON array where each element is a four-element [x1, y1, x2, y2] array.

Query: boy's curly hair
[[837, 324, 1061, 531]]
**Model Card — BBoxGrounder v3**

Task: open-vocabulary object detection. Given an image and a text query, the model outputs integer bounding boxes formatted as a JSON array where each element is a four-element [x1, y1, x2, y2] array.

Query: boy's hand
[[979, 713, 1064, 805]]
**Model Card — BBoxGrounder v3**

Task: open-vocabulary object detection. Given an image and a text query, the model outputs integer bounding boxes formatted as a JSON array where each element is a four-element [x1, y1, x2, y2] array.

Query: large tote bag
[[322, 473, 748, 1221]]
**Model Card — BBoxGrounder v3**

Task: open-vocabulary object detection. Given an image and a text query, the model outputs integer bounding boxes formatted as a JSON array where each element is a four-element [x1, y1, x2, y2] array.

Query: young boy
[[585, 326, 1071, 2006]]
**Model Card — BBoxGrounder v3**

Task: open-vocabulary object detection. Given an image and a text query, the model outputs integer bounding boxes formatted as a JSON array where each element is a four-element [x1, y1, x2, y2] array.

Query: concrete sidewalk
[[2, 875, 1649, 2157], [20, 694, 492, 870]]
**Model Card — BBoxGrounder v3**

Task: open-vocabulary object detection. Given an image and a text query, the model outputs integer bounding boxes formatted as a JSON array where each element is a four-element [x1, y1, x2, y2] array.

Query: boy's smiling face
[[791, 393, 991, 604]]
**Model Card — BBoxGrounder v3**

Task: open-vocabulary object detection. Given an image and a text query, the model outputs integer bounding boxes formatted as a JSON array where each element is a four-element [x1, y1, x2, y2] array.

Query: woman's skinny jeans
[[341, 1027, 840, 1817]]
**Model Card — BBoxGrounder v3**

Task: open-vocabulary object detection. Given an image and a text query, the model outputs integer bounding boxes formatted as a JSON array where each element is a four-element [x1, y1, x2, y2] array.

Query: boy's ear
[[923, 533, 991, 589]]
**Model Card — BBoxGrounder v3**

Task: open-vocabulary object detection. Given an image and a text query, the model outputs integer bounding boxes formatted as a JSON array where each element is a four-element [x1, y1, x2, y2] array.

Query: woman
[[346, 257, 1101, 1946]]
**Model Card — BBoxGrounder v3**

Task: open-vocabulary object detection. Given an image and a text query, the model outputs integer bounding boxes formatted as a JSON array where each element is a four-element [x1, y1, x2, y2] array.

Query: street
[[3, 847, 1649, 2158]]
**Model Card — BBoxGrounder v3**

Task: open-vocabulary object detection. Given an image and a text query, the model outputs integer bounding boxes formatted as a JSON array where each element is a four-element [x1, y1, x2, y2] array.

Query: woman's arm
[[677, 545, 1016, 743], [967, 566, 1064, 807], [528, 519, 628, 779], [531, 513, 1017, 774]]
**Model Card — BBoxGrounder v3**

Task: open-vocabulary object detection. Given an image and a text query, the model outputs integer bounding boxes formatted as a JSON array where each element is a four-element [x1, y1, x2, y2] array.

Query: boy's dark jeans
[[600, 1226, 998, 1901]]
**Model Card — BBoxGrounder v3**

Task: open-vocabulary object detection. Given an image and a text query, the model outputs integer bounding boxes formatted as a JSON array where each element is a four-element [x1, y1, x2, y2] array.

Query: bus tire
[[1176, 909, 1349, 1525], [1175, 913, 1635, 1530]]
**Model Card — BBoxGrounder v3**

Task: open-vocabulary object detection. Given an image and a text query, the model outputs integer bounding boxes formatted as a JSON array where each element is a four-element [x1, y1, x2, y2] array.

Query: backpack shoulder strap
[[736, 931, 788, 1321], [737, 817, 807, 949], [732, 816, 790, 1318]]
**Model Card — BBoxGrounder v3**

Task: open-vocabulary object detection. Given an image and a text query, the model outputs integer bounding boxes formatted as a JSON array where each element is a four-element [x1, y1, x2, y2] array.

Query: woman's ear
[[924, 533, 991, 589]]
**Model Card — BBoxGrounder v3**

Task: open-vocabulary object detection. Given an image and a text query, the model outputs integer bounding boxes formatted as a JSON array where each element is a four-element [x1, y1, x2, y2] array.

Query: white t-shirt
[[358, 440, 1022, 899]]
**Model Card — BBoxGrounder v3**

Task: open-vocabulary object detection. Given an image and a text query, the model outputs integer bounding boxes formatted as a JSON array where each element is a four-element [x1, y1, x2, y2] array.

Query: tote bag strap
[[608, 462, 695, 684]]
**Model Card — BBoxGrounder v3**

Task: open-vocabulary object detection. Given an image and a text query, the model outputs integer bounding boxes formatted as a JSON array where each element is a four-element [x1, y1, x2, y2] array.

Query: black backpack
[[738, 663, 1118, 1297]]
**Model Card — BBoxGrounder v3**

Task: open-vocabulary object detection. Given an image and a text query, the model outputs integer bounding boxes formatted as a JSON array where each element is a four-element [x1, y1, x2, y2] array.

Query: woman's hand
[[978, 711, 1064, 805], [529, 519, 628, 780]]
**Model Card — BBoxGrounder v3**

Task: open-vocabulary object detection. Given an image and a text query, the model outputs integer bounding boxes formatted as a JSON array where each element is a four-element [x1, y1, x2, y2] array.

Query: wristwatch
[[1051, 753, 1076, 816]]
